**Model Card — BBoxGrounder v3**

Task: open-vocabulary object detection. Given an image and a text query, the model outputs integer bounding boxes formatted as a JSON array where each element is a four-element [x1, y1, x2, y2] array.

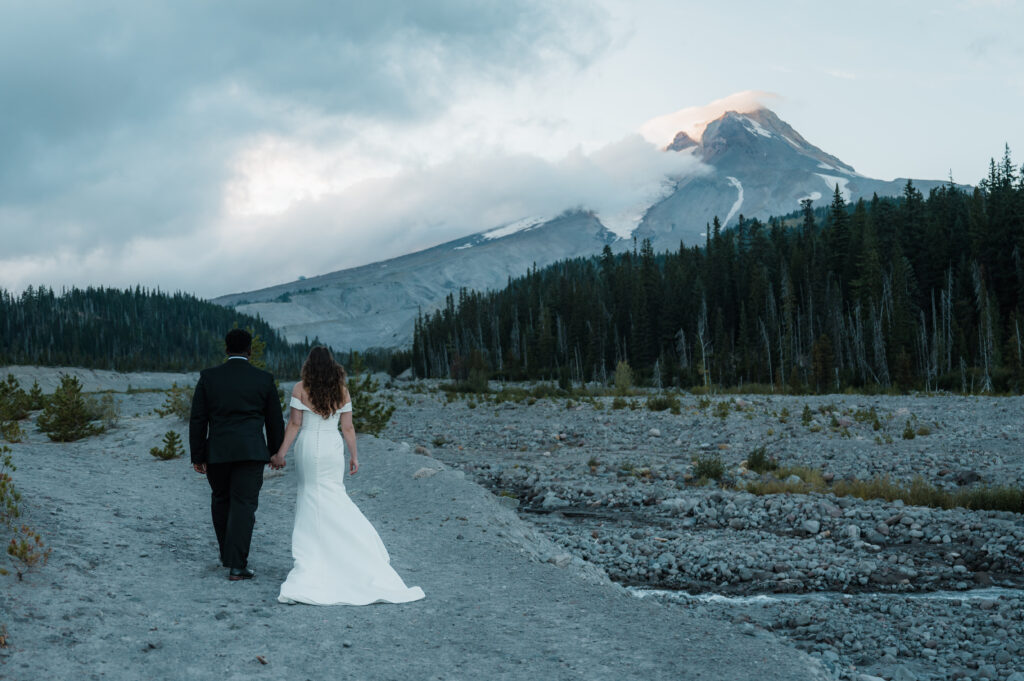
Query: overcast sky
[[1, 0, 1021, 298]]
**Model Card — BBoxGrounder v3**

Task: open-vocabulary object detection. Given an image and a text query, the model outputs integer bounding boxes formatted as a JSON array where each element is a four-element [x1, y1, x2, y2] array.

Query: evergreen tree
[[36, 375, 102, 442]]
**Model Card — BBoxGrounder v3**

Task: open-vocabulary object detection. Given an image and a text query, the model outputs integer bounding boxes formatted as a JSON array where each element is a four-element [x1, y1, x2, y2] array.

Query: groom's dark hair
[[225, 328, 253, 355]]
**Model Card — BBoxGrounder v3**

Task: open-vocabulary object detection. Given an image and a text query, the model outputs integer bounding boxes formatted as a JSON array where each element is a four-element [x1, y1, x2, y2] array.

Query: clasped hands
[[269, 452, 286, 470]]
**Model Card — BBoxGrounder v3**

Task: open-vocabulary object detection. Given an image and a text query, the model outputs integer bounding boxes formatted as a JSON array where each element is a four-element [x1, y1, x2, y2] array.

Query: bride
[[270, 346, 424, 606]]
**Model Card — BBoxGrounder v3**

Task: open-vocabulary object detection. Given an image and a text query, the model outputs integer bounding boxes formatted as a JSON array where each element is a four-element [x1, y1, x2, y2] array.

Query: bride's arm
[[271, 385, 303, 469], [340, 387, 358, 475]]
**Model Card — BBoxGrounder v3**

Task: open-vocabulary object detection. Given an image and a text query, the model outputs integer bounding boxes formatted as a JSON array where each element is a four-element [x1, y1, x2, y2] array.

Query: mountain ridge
[[216, 106, 956, 350]]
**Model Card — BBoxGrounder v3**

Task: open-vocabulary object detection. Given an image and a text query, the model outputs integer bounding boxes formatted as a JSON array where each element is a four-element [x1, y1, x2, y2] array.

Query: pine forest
[[413, 148, 1024, 394], [0, 286, 318, 377]]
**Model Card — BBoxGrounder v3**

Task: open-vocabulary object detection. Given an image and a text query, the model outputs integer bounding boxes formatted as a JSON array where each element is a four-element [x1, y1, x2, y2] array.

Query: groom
[[189, 328, 284, 581]]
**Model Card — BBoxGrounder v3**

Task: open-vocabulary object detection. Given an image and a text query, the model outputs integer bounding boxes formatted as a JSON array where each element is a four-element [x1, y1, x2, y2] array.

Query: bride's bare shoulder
[[292, 381, 306, 397]]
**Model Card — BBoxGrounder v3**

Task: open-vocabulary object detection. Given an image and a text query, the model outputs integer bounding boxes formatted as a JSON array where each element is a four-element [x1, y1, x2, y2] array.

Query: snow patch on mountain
[[816, 174, 850, 201], [741, 116, 774, 139], [482, 217, 547, 240], [724, 177, 744, 225]]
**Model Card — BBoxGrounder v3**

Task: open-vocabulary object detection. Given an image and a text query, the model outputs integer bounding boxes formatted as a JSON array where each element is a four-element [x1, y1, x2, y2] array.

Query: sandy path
[[1, 399, 828, 681]]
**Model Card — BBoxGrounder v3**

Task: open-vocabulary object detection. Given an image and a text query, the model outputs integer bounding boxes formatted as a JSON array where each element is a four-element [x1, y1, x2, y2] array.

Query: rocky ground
[[0, 371, 829, 681], [383, 383, 1024, 681]]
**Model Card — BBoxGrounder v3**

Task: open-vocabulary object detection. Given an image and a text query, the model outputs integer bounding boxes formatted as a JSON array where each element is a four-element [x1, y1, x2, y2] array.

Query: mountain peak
[[638, 91, 776, 148]]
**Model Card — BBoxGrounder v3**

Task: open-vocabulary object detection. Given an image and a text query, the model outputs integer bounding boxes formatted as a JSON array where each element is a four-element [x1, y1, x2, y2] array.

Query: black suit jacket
[[188, 358, 285, 466]]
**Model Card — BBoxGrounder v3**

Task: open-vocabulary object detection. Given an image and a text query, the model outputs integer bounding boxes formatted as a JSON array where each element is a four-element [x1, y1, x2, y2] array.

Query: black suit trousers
[[206, 460, 265, 569]]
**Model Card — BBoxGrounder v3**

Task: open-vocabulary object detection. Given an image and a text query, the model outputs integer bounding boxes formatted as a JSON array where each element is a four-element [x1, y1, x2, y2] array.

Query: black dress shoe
[[228, 567, 255, 581]]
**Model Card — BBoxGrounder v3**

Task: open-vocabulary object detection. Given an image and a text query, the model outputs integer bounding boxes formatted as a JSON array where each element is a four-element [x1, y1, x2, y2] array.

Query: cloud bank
[[0, 0, 609, 296]]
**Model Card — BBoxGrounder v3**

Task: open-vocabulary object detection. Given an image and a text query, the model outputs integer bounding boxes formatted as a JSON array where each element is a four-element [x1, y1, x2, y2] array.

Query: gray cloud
[[0, 0, 607, 276]]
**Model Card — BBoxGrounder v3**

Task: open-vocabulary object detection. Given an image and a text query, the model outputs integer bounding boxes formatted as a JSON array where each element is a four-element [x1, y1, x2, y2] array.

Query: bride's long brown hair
[[301, 346, 348, 418]]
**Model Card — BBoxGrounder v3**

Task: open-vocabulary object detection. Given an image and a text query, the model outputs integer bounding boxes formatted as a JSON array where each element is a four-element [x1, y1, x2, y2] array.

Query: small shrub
[[432, 434, 447, 447], [467, 400, 477, 409], [853, 406, 878, 423], [712, 401, 731, 419], [696, 396, 711, 410], [88, 393, 120, 430], [347, 354, 396, 436], [778, 406, 791, 424], [467, 368, 490, 394], [36, 375, 103, 442], [647, 394, 681, 412], [614, 361, 634, 395], [611, 396, 628, 410], [6, 524, 51, 579], [154, 383, 194, 420], [746, 446, 778, 474], [0, 420, 23, 443], [801, 404, 813, 426], [27, 381, 46, 410], [1, 446, 22, 524], [776, 465, 825, 486], [150, 431, 185, 460], [902, 420, 916, 440], [915, 425, 932, 437], [692, 452, 725, 481], [1, 446, 49, 579], [0, 375, 30, 422]]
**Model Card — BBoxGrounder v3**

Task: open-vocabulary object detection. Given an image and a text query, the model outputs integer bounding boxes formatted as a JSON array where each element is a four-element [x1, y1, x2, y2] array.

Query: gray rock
[[412, 467, 439, 479], [801, 519, 821, 535], [977, 664, 997, 679], [547, 553, 573, 568], [890, 669, 917, 681], [541, 493, 565, 510]]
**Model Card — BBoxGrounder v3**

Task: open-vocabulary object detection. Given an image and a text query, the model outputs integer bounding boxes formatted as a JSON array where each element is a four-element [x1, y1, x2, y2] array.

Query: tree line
[[0, 286, 319, 377], [413, 147, 1024, 393]]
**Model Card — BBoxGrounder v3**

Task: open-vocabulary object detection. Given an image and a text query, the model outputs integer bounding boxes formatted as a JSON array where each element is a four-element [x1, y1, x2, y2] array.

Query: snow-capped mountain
[[215, 106, 952, 350], [635, 108, 946, 251]]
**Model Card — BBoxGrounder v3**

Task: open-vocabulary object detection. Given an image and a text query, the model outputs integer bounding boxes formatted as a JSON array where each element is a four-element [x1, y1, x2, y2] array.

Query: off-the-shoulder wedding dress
[[278, 396, 424, 606]]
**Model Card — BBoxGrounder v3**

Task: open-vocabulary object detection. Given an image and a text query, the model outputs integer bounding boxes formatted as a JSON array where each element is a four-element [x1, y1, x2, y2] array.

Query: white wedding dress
[[278, 396, 425, 606]]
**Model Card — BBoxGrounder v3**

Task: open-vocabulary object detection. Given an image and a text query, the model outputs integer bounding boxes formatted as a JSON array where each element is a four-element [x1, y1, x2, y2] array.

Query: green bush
[[0, 420, 23, 443], [346, 353, 396, 436], [27, 381, 46, 410], [150, 431, 185, 460], [692, 452, 725, 481], [1, 445, 50, 579], [88, 393, 120, 430], [1, 445, 21, 525], [0, 375, 30, 422], [614, 361, 633, 395], [712, 400, 731, 419], [746, 446, 778, 474], [154, 383, 194, 420], [36, 375, 103, 442], [611, 396, 628, 410], [647, 394, 681, 412]]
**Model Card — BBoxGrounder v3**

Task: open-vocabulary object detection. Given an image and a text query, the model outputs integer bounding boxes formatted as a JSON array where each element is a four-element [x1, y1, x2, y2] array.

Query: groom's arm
[[263, 374, 285, 456], [189, 374, 210, 472]]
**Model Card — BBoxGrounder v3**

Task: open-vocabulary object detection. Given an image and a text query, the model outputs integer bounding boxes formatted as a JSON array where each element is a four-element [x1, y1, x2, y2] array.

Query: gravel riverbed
[[384, 384, 1024, 681], [0, 371, 830, 681]]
